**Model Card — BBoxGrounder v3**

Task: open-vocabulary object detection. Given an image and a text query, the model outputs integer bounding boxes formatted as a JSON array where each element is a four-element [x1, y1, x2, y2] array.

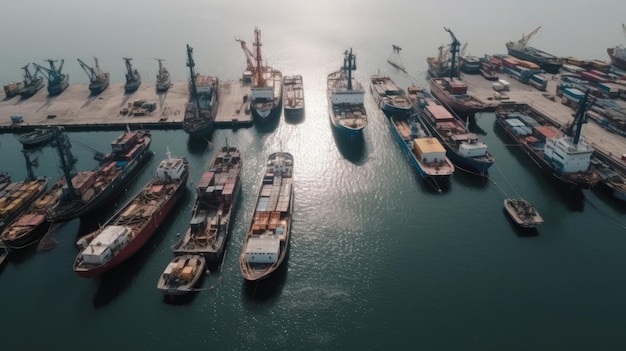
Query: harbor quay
[[460, 72, 626, 169], [0, 80, 252, 133]]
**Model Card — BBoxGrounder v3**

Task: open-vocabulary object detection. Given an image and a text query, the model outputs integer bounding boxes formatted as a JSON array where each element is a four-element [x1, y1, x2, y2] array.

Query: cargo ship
[[283, 75, 305, 118], [505, 26, 563, 74], [182, 44, 219, 137], [503, 198, 544, 229], [408, 85, 494, 174], [589, 152, 626, 202], [0, 177, 48, 234], [460, 56, 481, 74], [0, 179, 63, 249], [607, 24, 626, 70], [429, 77, 495, 115], [47, 129, 152, 222], [123, 57, 141, 93], [155, 58, 171, 93], [327, 48, 367, 137], [17, 64, 44, 99], [240, 152, 294, 282], [157, 254, 206, 296], [172, 145, 242, 262], [388, 112, 455, 191], [77, 57, 110, 95], [494, 96, 598, 189], [236, 28, 282, 121], [370, 75, 412, 115], [73, 151, 189, 278], [34, 59, 69, 96], [16, 127, 57, 147]]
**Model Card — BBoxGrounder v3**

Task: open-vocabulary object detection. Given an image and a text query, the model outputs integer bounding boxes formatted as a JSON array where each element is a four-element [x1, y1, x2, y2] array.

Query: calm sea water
[[2, 1, 626, 350]]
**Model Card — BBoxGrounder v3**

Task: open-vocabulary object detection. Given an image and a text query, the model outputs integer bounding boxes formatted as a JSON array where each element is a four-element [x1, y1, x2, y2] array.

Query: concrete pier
[[0, 79, 252, 132], [460, 73, 626, 166]]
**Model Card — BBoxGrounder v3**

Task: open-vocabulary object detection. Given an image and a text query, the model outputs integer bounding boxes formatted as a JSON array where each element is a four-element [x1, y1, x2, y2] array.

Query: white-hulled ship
[[327, 48, 367, 137]]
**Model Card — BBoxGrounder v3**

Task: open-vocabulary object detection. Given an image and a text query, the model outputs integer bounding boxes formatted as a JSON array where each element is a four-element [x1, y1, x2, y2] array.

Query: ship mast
[[186, 44, 201, 119], [253, 27, 265, 86], [343, 48, 357, 90]]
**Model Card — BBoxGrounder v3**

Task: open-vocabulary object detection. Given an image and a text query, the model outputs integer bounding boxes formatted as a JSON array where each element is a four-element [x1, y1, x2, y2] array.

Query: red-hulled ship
[[47, 129, 152, 222], [73, 151, 189, 278], [429, 77, 495, 115]]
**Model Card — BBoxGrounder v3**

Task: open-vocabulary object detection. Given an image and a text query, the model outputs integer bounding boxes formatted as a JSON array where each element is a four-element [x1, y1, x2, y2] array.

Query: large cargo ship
[[182, 45, 219, 137], [370, 75, 412, 115], [77, 57, 109, 95], [172, 145, 242, 262], [388, 112, 455, 192], [17, 64, 44, 99], [505, 27, 563, 74], [429, 77, 495, 115], [47, 129, 152, 222], [495, 98, 598, 189], [283, 75, 305, 118], [123, 57, 141, 93], [236, 28, 282, 121], [34, 59, 69, 96], [607, 24, 626, 70], [0, 179, 63, 249], [327, 48, 367, 137], [408, 85, 494, 174], [155, 58, 171, 93], [240, 152, 294, 282], [73, 152, 189, 278]]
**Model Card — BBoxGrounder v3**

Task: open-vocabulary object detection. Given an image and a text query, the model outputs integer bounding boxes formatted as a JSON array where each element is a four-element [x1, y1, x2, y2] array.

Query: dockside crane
[[444, 27, 460, 78], [186, 44, 201, 119], [515, 26, 541, 49], [566, 89, 594, 145], [77, 57, 109, 94], [235, 27, 265, 85], [22, 63, 41, 85], [343, 48, 357, 90]]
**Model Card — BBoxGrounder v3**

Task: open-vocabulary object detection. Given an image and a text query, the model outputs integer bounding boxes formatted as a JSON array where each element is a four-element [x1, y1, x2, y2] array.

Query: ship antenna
[[126, 124, 131, 133], [166, 146, 172, 161]]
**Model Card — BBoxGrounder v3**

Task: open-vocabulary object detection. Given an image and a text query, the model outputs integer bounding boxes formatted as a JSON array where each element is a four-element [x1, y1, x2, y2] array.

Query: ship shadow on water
[[253, 113, 281, 134], [452, 169, 491, 190], [92, 190, 190, 308], [331, 127, 366, 165], [502, 208, 540, 237], [242, 259, 288, 303], [186, 132, 216, 155]]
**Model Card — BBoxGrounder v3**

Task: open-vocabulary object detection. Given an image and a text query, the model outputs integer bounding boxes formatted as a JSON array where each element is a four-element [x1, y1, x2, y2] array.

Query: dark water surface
[[2, 1, 626, 349]]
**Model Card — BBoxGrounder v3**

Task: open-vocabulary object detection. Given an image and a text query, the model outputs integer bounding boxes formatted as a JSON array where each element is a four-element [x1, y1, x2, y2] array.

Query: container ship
[[172, 145, 242, 262], [408, 85, 494, 174], [0, 177, 48, 234], [47, 129, 152, 222], [240, 152, 294, 282], [182, 44, 219, 137], [283, 75, 305, 118], [236, 28, 282, 121], [73, 151, 189, 278], [494, 96, 598, 189], [370, 75, 412, 115], [327, 48, 367, 137], [505, 26, 563, 74]]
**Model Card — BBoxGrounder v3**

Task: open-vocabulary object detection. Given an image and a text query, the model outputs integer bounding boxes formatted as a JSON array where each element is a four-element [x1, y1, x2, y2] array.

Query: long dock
[[0, 80, 252, 133], [459, 72, 626, 167]]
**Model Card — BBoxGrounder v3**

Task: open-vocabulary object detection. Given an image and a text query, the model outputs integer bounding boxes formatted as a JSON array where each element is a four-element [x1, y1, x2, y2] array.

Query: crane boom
[[77, 58, 97, 81], [235, 38, 256, 72], [444, 27, 461, 78], [518, 26, 541, 47], [622, 23, 626, 41]]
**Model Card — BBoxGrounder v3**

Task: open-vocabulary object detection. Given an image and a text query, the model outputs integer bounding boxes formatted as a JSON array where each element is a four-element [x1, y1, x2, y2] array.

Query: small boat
[[16, 128, 57, 147], [429, 77, 495, 115], [460, 56, 481, 74], [123, 57, 141, 93], [73, 150, 189, 278], [370, 75, 412, 115], [155, 58, 171, 93], [327, 48, 367, 137], [157, 254, 206, 296], [3, 81, 22, 98], [387, 45, 408, 74], [47, 129, 152, 222], [283, 75, 305, 118], [504, 198, 544, 228], [407, 85, 494, 174], [480, 61, 499, 81], [172, 145, 242, 262], [240, 152, 294, 282], [494, 95, 598, 189], [182, 45, 219, 137]]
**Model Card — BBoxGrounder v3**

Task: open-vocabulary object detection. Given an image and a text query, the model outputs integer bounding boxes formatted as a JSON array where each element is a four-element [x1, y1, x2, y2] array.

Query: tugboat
[[77, 57, 109, 95], [73, 149, 189, 278], [283, 75, 305, 119], [155, 58, 171, 93], [17, 64, 44, 99], [123, 57, 141, 93], [157, 254, 206, 296], [34, 59, 69, 96], [504, 198, 544, 228]]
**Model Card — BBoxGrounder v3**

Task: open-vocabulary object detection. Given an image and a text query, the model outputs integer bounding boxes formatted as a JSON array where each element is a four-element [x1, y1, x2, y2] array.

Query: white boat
[[327, 48, 367, 137], [504, 199, 544, 228]]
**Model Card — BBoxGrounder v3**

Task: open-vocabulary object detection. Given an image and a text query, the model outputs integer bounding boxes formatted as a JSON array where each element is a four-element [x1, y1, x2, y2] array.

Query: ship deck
[[0, 80, 252, 133]]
